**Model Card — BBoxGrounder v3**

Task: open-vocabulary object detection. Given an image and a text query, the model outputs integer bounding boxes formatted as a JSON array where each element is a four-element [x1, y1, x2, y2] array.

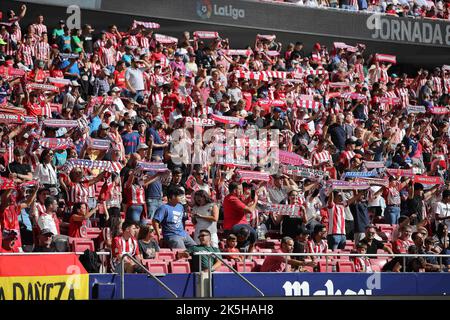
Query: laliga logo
[[197, 0, 213, 19], [197, 0, 246, 20]]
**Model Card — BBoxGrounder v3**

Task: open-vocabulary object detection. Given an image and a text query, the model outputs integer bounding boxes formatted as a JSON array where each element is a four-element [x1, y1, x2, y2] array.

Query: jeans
[[164, 234, 197, 249], [385, 205, 400, 225], [126, 205, 145, 224], [327, 234, 346, 250], [147, 199, 163, 220], [128, 90, 144, 104]]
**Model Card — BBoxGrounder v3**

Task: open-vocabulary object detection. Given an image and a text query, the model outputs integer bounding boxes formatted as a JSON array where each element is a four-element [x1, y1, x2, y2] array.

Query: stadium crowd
[[271, 0, 450, 19], [0, 3, 449, 274]]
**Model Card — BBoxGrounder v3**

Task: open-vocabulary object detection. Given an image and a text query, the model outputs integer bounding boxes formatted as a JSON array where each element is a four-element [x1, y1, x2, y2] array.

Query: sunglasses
[[198, 234, 209, 238]]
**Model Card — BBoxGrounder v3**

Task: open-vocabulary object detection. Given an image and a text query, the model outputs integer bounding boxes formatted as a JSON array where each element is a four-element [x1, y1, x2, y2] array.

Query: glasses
[[198, 234, 209, 238]]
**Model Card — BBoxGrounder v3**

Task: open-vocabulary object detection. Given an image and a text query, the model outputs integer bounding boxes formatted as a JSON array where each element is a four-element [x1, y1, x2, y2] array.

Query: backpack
[[79, 249, 101, 273]]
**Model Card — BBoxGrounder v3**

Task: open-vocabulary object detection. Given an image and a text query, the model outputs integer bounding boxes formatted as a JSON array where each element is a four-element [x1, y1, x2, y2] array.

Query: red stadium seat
[[371, 265, 381, 272], [155, 251, 176, 261], [170, 261, 191, 273], [302, 266, 314, 272], [236, 261, 255, 272], [216, 265, 231, 272], [371, 259, 388, 270], [336, 261, 356, 272], [317, 259, 336, 272], [83, 227, 102, 240], [145, 260, 169, 273], [72, 239, 95, 252]]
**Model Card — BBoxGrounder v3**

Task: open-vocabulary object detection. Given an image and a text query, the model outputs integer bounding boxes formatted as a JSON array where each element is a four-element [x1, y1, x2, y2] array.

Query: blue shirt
[[153, 203, 186, 237], [121, 131, 140, 155], [19, 208, 33, 231], [147, 127, 164, 158], [53, 150, 67, 167], [145, 170, 163, 199], [58, 35, 72, 52], [89, 116, 101, 134], [60, 60, 80, 77], [122, 54, 133, 65]]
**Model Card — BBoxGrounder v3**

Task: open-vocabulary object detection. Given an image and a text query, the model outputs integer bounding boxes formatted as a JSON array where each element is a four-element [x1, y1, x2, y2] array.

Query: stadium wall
[[89, 273, 450, 299], [4, 0, 450, 69]]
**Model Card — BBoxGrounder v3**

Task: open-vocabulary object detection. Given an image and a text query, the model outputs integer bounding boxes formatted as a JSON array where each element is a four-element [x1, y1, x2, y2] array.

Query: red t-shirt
[[0, 205, 22, 249], [260, 249, 288, 272], [68, 215, 86, 238], [242, 91, 254, 111], [393, 239, 413, 254], [24, 101, 43, 116], [28, 69, 46, 83], [223, 194, 247, 230], [114, 69, 126, 89], [161, 94, 180, 120], [151, 52, 166, 63]]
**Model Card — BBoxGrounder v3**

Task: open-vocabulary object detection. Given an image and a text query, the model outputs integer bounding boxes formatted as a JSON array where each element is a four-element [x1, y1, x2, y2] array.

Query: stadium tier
[[0, 0, 449, 300]]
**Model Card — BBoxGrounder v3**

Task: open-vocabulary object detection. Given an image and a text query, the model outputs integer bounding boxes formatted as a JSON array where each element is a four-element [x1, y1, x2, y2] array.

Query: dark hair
[[121, 220, 138, 232], [172, 167, 183, 175], [193, 189, 213, 206], [198, 229, 211, 236], [237, 227, 250, 239], [39, 149, 53, 163], [382, 257, 402, 272], [71, 202, 87, 215], [228, 182, 239, 193], [437, 223, 448, 238], [137, 225, 154, 240], [411, 232, 422, 242], [312, 224, 326, 236], [43, 196, 57, 209], [167, 186, 184, 199]]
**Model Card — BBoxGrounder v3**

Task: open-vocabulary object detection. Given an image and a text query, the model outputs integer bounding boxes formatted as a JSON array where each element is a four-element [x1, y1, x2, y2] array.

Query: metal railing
[[200, 252, 265, 297], [196, 251, 450, 272], [119, 253, 178, 299]]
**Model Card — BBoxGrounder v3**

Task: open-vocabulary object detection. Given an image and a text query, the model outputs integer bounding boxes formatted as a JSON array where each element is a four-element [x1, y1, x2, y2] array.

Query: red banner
[[414, 175, 443, 185]]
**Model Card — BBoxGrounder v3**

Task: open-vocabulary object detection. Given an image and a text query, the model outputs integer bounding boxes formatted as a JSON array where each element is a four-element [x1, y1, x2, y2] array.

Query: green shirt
[[188, 245, 221, 271], [53, 28, 64, 39], [71, 36, 82, 53]]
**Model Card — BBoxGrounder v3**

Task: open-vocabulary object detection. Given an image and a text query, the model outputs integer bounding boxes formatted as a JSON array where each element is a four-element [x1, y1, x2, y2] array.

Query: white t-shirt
[[435, 201, 450, 229], [38, 214, 58, 236], [125, 67, 145, 91]]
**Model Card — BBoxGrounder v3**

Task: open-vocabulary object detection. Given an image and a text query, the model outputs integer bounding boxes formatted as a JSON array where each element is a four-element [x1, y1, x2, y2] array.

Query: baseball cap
[[74, 103, 86, 111], [154, 116, 164, 124], [59, 20, 65, 24], [71, 80, 80, 87], [345, 138, 356, 145], [100, 123, 110, 130], [111, 86, 121, 92], [40, 228, 54, 236], [137, 143, 149, 151], [102, 68, 111, 76], [273, 107, 282, 113]]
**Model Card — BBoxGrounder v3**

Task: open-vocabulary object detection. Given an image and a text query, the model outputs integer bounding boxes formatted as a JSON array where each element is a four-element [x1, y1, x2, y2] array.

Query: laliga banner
[[0, 254, 89, 300]]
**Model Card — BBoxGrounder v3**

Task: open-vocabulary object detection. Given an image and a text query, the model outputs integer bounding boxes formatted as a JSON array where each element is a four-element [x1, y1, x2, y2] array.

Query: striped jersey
[[327, 203, 346, 235]]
